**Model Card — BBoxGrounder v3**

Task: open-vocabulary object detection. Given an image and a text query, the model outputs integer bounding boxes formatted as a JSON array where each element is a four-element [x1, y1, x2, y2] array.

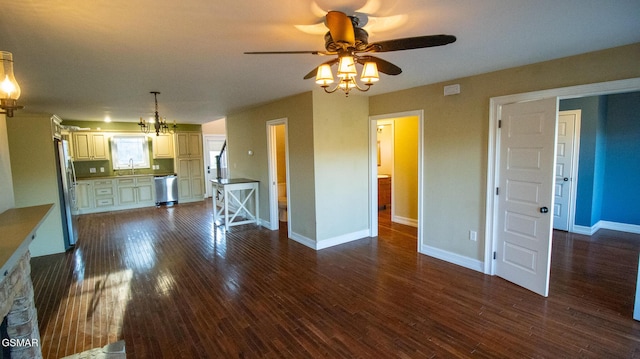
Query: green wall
[[226, 92, 317, 241], [7, 112, 66, 256], [312, 91, 370, 243], [0, 114, 14, 213]]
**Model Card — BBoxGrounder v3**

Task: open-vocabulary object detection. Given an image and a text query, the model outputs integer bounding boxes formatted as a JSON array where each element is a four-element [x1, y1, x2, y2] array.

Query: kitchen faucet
[[129, 158, 135, 175]]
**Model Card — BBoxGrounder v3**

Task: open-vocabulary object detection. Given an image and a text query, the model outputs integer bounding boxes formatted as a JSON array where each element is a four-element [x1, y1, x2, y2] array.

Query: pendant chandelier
[[138, 91, 176, 136]]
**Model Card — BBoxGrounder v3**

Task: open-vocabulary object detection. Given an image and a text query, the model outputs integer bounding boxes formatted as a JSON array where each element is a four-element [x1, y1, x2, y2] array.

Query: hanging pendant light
[[0, 51, 24, 117], [138, 91, 177, 136]]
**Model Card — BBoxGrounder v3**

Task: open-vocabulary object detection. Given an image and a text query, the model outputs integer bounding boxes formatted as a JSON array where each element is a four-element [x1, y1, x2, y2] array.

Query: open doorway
[[485, 78, 640, 298], [369, 111, 423, 250], [203, 135, 226, 198], [266, 119, 290, 233]]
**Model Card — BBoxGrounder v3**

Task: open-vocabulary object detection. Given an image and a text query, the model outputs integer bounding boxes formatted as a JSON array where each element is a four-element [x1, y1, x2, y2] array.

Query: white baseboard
[[259, 218, 277, 230], [392, 215, 418, 227], [289, 231, 317, 249], [572, 221, 640, 235], [316, 229, 370, 250], [289, 229, 370, 250], [420, 244, 484, 273]]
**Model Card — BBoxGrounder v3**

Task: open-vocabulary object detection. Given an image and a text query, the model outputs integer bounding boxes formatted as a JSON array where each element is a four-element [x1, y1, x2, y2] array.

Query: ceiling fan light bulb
[[0, 51, 21, 100], [361, 62, 379, 84], [339, 79, 356, 90], [337, 56, 357, 78], [315, 64, 334, 85]]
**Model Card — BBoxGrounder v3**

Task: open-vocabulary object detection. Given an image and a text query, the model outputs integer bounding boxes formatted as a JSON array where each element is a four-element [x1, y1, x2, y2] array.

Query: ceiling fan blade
[[244, 51, 331, 55], [358, 56, 402, 76], [368, 34, 456, 52], [303, 58, 339, 80], [326, 11, 355, 45]]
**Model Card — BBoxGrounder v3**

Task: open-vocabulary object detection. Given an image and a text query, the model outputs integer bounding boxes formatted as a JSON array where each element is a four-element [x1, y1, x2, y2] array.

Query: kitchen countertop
[[0, 204, 53, 282], [77, 173, 176, 181]]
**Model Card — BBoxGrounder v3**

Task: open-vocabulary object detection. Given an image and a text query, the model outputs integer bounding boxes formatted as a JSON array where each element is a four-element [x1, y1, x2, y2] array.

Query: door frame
[[266, 118, 290, 233], [485, 77, 640, 275], [203, 134, 226, 198], [369, 110, 424, 251]]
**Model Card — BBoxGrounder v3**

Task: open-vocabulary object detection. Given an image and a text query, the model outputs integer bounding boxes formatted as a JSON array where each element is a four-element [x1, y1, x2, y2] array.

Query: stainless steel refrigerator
[[54, 137, 78, 249]]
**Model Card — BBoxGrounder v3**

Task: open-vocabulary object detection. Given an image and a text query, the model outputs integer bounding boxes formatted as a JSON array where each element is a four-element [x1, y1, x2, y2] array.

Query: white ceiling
[[1, 0, 638, 124]]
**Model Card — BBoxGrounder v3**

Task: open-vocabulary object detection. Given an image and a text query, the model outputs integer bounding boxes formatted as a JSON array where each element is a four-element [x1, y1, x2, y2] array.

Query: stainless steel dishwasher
[[155, 174, 178, 206]]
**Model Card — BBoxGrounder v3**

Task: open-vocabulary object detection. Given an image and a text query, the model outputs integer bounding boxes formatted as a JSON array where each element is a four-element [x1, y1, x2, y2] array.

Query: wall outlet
[[89, 168, 96, 173], [100, 167, 105, 172], [153, 165, 160, 170], [469, 230, 477, 241]]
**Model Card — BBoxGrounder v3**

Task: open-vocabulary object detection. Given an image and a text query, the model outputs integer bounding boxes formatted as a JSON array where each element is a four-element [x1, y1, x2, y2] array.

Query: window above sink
[[111, 135, 150, 170]]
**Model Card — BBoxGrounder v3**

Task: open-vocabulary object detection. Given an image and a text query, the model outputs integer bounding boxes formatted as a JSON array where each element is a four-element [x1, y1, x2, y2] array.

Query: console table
[[211, 178, 259, 231]]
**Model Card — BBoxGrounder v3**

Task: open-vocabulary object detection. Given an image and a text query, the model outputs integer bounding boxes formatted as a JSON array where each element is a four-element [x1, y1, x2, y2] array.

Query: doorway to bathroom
[[266, 118, 290, 234], [369, 110, 423, 250]]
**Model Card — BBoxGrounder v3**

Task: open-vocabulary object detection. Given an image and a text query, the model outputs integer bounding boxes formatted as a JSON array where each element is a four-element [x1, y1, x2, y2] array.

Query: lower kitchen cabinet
[[73, 175, 156, 214], [177, 158, 204, 202], [117, 176, 155, 207], [93, 179, 117, 209], [74, 181, 93, 213]]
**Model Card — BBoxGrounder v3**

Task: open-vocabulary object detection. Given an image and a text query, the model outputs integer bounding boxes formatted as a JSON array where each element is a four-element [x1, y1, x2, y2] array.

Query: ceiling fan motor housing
[[324, 27, 369, 53]]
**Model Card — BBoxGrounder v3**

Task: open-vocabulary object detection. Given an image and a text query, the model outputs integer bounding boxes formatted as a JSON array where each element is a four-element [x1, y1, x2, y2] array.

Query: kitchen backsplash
[[74, 158, 175, 178]]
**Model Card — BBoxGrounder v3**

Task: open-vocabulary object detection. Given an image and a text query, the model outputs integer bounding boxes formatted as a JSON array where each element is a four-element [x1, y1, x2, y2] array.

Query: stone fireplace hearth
[[0, 251, 41, 359]]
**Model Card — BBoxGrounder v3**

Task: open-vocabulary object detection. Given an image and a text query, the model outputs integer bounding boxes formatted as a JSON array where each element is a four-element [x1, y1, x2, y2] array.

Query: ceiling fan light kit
[[246, 10, 456, 97], [315, 54, 379, 95]]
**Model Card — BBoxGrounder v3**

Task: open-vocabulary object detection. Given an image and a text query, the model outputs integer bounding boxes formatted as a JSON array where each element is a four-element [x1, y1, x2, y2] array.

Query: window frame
[[110, 135, 151, 170]]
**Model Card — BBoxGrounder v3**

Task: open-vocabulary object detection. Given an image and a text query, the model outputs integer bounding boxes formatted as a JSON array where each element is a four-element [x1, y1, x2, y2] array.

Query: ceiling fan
[[245, 10, 456, 95]]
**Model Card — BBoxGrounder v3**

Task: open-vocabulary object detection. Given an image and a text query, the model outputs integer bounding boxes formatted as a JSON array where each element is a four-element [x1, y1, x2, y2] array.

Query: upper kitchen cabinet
[[176, 132, 202, 158], [73, 132, 109, 161], [153, 134, 174, 159]]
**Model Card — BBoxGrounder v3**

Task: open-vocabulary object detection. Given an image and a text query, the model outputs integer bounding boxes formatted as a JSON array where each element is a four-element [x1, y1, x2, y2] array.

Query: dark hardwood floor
[[30, 203, 640, 358]]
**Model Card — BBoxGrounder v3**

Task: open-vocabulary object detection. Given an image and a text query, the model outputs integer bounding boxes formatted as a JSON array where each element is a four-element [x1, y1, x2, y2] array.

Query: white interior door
[[495, 97, 558, 297], [553, 111, 578, 231]]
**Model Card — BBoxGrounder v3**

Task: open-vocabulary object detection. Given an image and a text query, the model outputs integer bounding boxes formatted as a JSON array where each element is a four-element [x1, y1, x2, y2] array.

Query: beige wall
[[312, 90, 369, 242], [226, 92, 317, 240], [202, 118, 226, 135], [7, 112, 66, 256], [370, 43, 640, 261], [0, 114, 15, 213]]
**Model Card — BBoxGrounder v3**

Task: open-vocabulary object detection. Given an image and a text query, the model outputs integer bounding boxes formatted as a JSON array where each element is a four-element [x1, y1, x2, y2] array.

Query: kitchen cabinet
[[72, 175, 156, 214], [72, 132, 109, 161], [93, 179, 116, 210], [177, 158, 204, 201], [153, 134, 174, 159], [176, 132, 202, 158], [175, 131, 204, 202], [117, 176, 155, 208], [74, 181, 93, 214], [378, 176, 391, 209]]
